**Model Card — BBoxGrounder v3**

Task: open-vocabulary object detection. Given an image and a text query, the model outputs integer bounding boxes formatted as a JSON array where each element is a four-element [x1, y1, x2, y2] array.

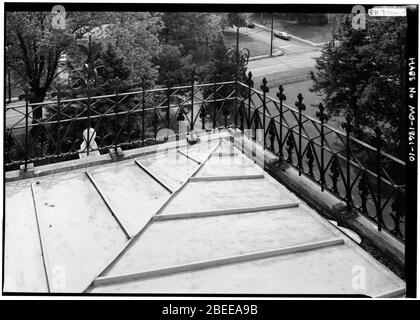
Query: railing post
[[7, 69, 12, 104], [166, 80, 171, 129], [56, 85, 62, 155], [316, 103, 327, 192], [86, 80, 91, 156], [239, 100, 244, 131], [276, 85, 286, 162], [213, 80, 217, 130], [375, 126, 383, 231], [341, 114, 353, 210], [153, 102, 157, 140], [114, 86, 119, 153], [200, 102, 206, 131], [24, 87, 29, 171], [86, 36, 93, 157], [141, 78, 146, 147], [233, 76, 238, 130], [295, 93, 306, 176], [260, 78, 269, 150], [246, 72, 253, 128], [190, 70, 195, 132]]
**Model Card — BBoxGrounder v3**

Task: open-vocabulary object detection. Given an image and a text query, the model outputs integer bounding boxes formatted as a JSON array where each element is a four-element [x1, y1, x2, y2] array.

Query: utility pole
[[270, 14, 274, 56]]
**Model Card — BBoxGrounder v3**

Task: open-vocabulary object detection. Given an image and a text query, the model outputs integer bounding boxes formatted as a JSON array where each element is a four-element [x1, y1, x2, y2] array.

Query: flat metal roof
[[4, 133, 405, 296]]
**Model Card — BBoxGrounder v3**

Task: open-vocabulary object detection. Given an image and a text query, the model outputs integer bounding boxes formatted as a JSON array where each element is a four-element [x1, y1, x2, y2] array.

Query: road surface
[[239, 25, 322, 89], [238, 26, 319, 55]]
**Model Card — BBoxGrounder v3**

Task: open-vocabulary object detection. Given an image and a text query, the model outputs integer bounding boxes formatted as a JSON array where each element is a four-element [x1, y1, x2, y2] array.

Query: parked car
[[246, 21, 255, 28], [274, 31, 291, 40]]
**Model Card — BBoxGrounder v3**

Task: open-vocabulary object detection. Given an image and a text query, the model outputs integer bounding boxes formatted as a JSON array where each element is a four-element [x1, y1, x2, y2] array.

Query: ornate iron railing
[[5, 74, 405, 242], [236, 74, 405, 243]]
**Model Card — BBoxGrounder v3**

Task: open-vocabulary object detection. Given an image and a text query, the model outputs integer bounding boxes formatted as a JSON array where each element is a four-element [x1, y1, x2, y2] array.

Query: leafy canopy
[[310, 14, 407, 152]]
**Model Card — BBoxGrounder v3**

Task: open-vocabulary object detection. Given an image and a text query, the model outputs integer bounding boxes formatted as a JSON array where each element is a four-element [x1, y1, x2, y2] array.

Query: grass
[[223, 30, 271, 57]]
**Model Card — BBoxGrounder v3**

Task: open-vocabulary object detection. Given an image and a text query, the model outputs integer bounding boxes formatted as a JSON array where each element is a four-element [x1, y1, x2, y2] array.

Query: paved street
[[243, 24, 322, 89], [240, 26, 319, 55], [248, 50, 320, 82]]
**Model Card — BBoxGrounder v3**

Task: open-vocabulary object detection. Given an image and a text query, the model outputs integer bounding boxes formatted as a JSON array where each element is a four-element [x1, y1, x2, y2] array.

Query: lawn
[[223, 30, 271, 57]]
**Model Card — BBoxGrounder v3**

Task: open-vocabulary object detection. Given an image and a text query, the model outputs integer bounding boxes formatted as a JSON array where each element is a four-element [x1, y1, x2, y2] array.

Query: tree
[[6, 12, 75, 117], [160, 12, 220, 56], [89, 12, 163, 84], [218, 13, 248, 32], [201, 35, 248, 83], [155, 44, 196, 86], [224, 13, 248, 28], [310, 14, 407, 156], [6, 11, 163, 117], [88, 42, 131, 95], [200, 35, 248, 127]]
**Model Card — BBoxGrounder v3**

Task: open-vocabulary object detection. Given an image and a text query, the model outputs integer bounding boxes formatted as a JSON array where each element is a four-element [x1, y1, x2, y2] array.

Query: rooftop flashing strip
[[83, 239, 134, 293], [134, 159, 174, 194], [211, 151, 239, 157], [93, 238, 344, 287], [30, 183, 52, 293], [152, 202, 300, 221], [177, 149, 202, 165], [188, 174, 265, 182], [85, 170, 132, 240]]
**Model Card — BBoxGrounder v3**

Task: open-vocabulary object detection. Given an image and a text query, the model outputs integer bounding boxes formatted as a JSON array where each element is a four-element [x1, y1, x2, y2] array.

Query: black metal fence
[[5, 74, 405, 242]]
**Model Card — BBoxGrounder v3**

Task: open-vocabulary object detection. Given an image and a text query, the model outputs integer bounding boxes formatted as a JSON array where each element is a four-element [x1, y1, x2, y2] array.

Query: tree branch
[[16, 30, 33, 79]]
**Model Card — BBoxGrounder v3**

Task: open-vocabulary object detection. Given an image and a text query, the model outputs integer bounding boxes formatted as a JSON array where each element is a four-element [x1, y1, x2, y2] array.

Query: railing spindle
[[212, 81, 217, 130], [342, 114, 353, 210], [233, 80, 238, 129], [375, 126, 383, 231], [56, 86, 62, 155], [87, 82, 91, 156], [24, 88, 29, 171], [295, 93, 306, 176], [316, 103, 327, 191], [260, 78, 269, 150], [166, 81, 171, 129], [276, 85, 286, 162], [141, 78, 146, 147], [247, 72, 253, 128], [114, 87, 119, 153], [190, 70, 195, 132]]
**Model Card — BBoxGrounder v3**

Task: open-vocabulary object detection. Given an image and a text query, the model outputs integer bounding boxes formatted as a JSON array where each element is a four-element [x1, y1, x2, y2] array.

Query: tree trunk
[[29, 87, 47, 138], [29, 87, 47, 120]]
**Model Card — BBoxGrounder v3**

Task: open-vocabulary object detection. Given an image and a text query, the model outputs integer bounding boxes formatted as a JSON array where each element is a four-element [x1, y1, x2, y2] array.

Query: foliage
[[199, 35, 248, 127], [310, 14, 407, 155], [5, 11, 76, 108], [160, 12, 221, 57], [155, 44, 197, 86], [221, 12, 248, 29], [201, 35, 247, 83], [6, 11, 163, 111], [87, 12, 163, 84]]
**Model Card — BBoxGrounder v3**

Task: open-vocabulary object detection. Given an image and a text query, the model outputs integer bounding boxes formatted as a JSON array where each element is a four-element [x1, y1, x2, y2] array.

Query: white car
[[274, 31, 291, 40]]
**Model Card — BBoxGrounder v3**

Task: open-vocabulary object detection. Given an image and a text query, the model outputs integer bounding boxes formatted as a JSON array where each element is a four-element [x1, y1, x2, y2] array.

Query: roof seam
[[92, 238, 344, 288]]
